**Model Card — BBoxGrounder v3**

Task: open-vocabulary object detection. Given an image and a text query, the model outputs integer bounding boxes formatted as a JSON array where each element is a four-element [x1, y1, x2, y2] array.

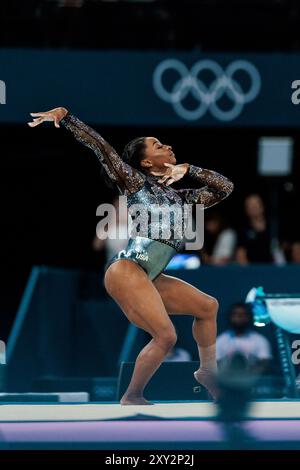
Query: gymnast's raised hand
[[27, 107, 68, 128]]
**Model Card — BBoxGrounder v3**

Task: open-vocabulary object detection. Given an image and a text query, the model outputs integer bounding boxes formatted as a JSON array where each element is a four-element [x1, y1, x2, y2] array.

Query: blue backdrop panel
[[73, 300, 128, 377], [1, 49, 300, 127], [7, 266, 81, 391]]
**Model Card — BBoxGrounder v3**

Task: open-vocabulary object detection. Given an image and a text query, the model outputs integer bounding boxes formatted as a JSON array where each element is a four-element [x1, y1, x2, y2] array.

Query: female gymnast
[[28, 107, 234, 405]]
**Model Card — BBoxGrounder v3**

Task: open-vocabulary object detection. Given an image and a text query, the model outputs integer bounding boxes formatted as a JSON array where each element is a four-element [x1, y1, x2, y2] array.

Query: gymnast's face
[[140, 137, 177, 172]]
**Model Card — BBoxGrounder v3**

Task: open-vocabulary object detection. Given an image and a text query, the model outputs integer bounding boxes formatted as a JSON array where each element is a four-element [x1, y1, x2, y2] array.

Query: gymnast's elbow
[[226, 179, 234, 195], [219, 179, 234, 202]]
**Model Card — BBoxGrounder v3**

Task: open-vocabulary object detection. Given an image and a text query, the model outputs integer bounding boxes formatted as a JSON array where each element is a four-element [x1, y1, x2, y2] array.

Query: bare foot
[[120, 394, 154, 406], [194, 369, 219, 401]]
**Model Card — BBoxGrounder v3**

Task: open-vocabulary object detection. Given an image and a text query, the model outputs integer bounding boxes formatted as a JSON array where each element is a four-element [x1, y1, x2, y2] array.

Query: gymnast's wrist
[[181, 163, 190, 174], [60, 109, 71, 125], [187, 164, 203, 177]]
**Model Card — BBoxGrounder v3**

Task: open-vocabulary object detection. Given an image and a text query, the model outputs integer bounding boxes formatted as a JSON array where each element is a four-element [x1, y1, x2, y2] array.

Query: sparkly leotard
[[60, 113, 234, 280]]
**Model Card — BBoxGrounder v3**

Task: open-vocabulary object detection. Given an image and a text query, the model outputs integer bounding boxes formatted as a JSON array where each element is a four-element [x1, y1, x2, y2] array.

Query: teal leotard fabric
[[105, 236, 177, 281]]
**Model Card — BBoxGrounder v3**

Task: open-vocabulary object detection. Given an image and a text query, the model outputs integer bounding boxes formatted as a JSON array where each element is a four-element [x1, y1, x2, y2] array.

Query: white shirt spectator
[[212, 228, 237, 262], [163, 347, 192, 362], [216, 330, 272, 364]]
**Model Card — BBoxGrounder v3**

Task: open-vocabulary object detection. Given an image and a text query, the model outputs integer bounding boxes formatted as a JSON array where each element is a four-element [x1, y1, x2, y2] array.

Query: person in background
[[79, 196, 129, 299], [201, 211, 237, 265], [235, 194, 273, 264], [92, 196, 129, 263], [278, 240, 300, 264], [163, 346, 192, 362], [290, 241, 300, 263], [216, 303, 272, 373]]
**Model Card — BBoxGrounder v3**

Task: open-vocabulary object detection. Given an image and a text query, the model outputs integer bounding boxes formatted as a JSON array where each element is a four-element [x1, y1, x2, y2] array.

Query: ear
[[140, 159, 153, 168]]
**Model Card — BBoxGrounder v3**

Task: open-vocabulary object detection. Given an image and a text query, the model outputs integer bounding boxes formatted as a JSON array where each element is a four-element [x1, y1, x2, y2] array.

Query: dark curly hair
[[100, 137, 146, 191], [122, 137, 146, 169]]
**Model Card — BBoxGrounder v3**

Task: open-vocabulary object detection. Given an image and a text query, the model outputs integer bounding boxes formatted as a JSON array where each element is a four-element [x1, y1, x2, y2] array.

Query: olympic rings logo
[[153, 59, 261, 122]]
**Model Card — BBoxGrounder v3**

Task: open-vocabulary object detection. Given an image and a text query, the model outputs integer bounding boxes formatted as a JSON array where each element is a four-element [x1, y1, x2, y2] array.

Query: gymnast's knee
[[196, 296, 219, 320], [154, 328, 178, 352]]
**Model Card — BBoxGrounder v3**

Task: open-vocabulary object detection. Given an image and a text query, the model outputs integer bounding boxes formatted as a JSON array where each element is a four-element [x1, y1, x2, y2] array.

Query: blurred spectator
[[235, 194, 273, 264], [163, 346, 192, 362], [217, 303, 272, 373], [80, 196, 129, 299], [202, 211, 237, 265], [92, 196, 129, 263], [291, 241, 300, 263], [279, 240, 300, 263]]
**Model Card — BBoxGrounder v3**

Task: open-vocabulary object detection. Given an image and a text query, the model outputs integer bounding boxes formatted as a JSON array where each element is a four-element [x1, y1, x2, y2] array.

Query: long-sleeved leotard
[[61, 113, 146, 195], [60, 113, 234, 251]]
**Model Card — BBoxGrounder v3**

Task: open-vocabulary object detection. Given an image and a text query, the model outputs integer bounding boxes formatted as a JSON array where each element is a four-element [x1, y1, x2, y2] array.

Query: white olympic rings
[[153, 59, 261, 122]]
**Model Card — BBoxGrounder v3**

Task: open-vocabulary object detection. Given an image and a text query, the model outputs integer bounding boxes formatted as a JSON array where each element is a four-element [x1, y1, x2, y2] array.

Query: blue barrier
[[7, 267, 41, 363], [7, 264, 300, 391]]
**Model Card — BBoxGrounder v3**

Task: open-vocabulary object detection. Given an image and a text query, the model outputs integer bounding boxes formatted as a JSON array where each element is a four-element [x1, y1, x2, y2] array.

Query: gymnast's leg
[[153, 273, 219, 399], [104, 260, 177, 405]]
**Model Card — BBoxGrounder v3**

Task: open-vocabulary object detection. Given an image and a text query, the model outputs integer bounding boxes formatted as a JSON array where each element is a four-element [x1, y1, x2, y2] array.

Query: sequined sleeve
[[177, 164, 234, 208], [60, 113, 146, 194]]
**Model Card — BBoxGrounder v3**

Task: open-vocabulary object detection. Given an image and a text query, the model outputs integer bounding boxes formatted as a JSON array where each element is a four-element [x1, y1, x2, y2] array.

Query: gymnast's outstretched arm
[[177, 164, 234, 208], [28, 107, 145, 194]]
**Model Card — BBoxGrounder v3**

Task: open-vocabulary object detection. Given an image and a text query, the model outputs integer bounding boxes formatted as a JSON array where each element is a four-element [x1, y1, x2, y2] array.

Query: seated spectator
[[217, 303, 273, 373], [279, 240, 300, 264], [202, 211, 237, 265], [163, 346, 192, 362], [80, 196, 129, 299], [291, 241, 300, 263], [92, 196, 129, 262], [235, 194, 273, 264]]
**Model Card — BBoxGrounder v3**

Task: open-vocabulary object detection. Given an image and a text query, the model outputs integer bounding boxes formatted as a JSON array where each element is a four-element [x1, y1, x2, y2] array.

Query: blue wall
[[1, 49, 300, 127]]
